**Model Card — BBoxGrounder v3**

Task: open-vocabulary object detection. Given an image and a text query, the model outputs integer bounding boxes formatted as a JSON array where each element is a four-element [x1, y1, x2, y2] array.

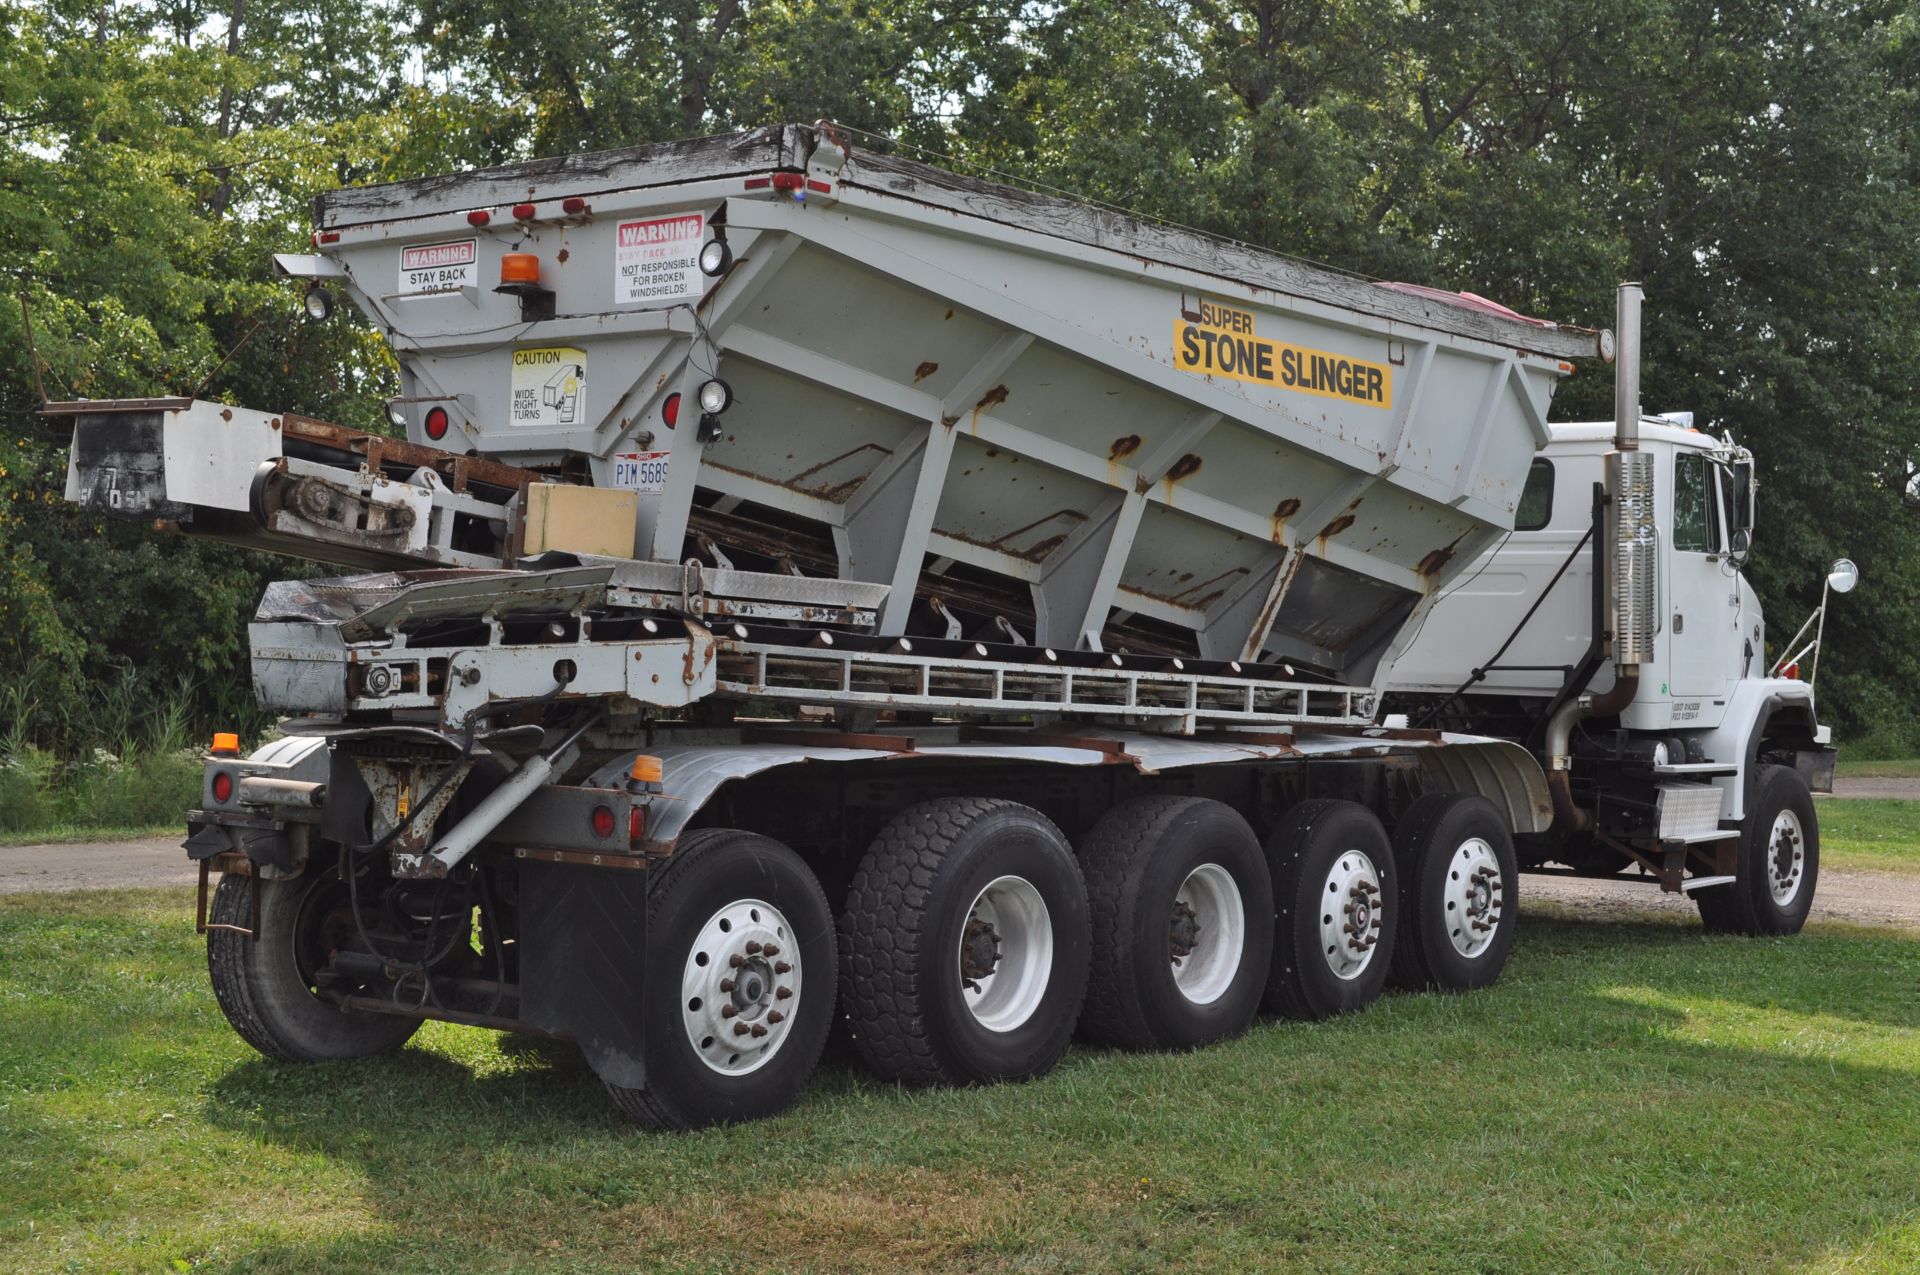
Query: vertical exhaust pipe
[[1547, 283, 1650, 831], [1613, 283, 1642, 452]]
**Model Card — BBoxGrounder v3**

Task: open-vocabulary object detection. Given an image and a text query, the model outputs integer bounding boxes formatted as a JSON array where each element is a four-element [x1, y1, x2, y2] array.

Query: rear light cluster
[[588, 804, 647, 843], [211, 771, 234, 804]]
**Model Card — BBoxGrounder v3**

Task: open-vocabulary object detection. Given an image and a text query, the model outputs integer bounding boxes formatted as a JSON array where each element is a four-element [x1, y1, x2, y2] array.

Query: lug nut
[[720, 1004, 738, 1019], [750, 1023, 767, 1038], [745, 941, 762, 954], [729, 953, 745, 968], [733, 1022, 751, 1036], [761, 943, 780, 957], [767, 1010, 785, 1024], [719, 978, 735, 992], [774, 961, 792, 974], [775, 986, 793, 1000]]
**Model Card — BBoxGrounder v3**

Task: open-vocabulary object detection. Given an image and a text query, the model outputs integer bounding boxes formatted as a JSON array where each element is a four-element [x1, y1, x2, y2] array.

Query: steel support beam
[[840, 332, 1033, 634]]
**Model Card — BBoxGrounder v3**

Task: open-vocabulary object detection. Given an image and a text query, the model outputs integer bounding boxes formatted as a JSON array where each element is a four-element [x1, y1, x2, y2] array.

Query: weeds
[[0, 659, 209, 834]]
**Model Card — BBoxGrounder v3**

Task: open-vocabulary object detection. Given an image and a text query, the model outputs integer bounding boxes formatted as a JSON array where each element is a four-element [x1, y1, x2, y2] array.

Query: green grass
[[1819, 799, 1920, 875], [0, 823, 181, 847], [1837, 756, 1920, 779], [1, 889, 1917, 1273]]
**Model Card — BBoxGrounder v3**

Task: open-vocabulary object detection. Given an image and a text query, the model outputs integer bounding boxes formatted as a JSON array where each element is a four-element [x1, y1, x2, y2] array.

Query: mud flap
[[517, 858, 650, 1088]]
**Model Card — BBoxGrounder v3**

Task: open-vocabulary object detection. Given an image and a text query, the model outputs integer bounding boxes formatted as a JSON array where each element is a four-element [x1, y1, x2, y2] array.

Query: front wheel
[[206, 871, 421, 1062], [1696, 764, 1819, 936]]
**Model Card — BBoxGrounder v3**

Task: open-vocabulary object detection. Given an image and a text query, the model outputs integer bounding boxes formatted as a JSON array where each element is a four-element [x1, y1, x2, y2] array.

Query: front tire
[[1263, 799, 1397, 1021], [603, 828, 837, 1131], [206, 871, 421, 1062], [1079, 796, 1273, 1051], [1696, 764, 1819, 936], [1388, 793, 1518, 992], [841, 798, 1090, 1087]]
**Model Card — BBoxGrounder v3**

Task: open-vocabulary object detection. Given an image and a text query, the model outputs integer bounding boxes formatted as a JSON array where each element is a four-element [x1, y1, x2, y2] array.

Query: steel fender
[[1412, 739, 1553, 834], [1689, 677, 1817, 822], [202, 733, 330, 811], [599, 729, 1557, 850]]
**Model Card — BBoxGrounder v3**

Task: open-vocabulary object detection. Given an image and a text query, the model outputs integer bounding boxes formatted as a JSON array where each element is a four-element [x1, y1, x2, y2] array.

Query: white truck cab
[[1391, 418, 1825, 827]]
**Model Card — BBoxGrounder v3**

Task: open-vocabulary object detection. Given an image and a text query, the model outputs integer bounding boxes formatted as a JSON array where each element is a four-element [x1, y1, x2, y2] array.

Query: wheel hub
[[681, 900, 801, 1076], [960, 916, 1002, 987], [1318, 851, 1385, 981], [1767, 809, 1806, 905], [958, 875, 1054, 1033], [1443, 839, 1505, 957], [1168, 899, 1202, 963]]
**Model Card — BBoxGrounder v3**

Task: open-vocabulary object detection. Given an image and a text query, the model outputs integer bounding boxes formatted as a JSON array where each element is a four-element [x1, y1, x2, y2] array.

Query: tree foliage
[[3, 0, 1917, 750]]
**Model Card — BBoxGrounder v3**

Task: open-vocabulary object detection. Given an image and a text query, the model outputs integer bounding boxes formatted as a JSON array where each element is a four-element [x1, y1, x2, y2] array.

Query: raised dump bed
[[91, 123, 1593, 701]]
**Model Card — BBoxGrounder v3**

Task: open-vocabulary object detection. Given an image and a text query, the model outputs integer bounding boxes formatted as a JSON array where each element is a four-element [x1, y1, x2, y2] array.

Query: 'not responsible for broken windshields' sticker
[[614, 214, 704, 305]]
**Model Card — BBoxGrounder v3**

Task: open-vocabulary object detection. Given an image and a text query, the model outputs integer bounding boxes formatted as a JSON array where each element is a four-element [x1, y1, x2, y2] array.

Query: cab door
[[1667, 449, 1737, 703]]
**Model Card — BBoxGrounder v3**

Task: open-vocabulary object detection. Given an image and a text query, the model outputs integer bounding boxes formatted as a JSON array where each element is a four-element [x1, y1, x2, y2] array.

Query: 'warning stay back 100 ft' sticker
[[614, 213, 704, 305], [510, 346, 587, 428]]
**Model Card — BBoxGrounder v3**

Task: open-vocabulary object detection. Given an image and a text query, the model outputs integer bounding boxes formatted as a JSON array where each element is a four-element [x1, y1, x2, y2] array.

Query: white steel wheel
[[959, 874, 1054, 1033], [1169, 863, 1247, 1006], [680, 898, 802, 1076], [1442, 837, 1505, 959], [1765, 808, 1808, 906], [1317, 849, 1386, 980]]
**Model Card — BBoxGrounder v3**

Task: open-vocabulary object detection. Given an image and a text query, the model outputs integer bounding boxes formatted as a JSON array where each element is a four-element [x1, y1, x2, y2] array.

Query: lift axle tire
[[1263, 799, 1397, 1021], [604, 828, 836, 1131], [1387, 793, 1518, 992], [1079, 796, 1273, 1051], [841, 798, 1090, 1087], [206, 871, 421, 1063], [1696, 764, 1819, 937]]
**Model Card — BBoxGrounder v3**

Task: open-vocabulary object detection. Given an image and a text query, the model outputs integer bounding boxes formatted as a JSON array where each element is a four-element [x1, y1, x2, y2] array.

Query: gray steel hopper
[[293, 123, 1601, 689]]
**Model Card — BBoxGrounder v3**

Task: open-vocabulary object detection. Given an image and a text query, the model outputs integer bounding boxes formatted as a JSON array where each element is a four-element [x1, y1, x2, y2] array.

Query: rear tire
[[841, 798, 1090, 1087], [1387, 793, 1518, 992], [604, 828, 836, 1131], [1263, 799, 1397, 1021], [1696, 764, 1819, 936], [206, 871, 421, 1062], [1079, 796, 1273, 1051]]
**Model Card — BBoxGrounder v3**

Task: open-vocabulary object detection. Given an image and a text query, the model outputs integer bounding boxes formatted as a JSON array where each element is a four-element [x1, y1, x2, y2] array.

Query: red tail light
[[512, 202, 537, 221], [424, 406, 449, 440], [591, 805, 616, 839], [467, 210, 490, 227], [662, 392, 681, 428], [562, 197, 587, 214], [212, 771, 234, 803], [629, 807, 645, 843]]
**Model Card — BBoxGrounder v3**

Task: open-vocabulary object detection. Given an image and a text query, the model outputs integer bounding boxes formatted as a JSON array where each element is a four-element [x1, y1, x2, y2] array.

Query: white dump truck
[[55, 123, 1843, 1129]]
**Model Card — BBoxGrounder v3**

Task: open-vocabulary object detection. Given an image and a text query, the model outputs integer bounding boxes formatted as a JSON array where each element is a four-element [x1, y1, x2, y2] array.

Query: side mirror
[[1731, 459, 1754, 532], [1828, 558, 1859, 594], [1729, 528, 1752, 561]]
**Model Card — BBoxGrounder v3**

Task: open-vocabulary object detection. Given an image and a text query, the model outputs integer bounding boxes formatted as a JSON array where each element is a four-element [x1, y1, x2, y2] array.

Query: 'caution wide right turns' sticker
[[511, 346, 587, 428]]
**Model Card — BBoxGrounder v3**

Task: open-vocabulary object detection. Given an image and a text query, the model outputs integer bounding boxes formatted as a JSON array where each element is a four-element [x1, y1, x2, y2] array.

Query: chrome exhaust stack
[[1547, 283, 1651, 829]]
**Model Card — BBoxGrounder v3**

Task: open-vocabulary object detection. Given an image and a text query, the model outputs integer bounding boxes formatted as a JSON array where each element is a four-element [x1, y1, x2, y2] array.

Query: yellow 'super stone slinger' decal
[[1173, 299, 1392, 409]]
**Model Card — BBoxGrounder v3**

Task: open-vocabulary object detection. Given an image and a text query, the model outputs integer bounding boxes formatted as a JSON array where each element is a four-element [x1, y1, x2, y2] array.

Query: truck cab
[[1389, 418, 1826, 828]]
